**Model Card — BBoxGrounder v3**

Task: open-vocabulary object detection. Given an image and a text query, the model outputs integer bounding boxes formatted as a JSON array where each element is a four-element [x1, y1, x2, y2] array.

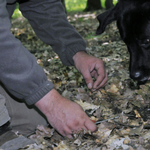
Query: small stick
[[95, 116, 119, 125]]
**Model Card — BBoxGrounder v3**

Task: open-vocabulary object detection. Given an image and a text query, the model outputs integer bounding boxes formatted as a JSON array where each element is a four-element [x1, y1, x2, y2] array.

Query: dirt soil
[[10, 9, 150, 150]]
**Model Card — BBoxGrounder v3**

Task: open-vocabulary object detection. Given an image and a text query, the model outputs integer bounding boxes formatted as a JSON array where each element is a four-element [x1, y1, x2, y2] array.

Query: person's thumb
[[87, 83, 92, 89], [84, 118, 97, 132], [82, 70, 93, 89]]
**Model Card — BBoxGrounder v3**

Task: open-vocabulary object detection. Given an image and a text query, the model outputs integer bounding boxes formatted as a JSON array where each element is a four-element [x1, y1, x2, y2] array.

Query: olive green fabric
[[0, 85, 48, 136]]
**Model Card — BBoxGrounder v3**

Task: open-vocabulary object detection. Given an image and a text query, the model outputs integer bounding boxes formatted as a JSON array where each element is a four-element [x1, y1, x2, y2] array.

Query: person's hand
[[73, 51, 107, 91], [35, 89, 97, 138]]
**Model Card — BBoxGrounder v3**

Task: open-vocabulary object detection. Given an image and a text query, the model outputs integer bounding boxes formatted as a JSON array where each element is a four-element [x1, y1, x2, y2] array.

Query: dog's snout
[[130, 71, 142, 80], [130, 71, 140, 79], [130, 71, 148, 83], [134, 72, 140, 78]]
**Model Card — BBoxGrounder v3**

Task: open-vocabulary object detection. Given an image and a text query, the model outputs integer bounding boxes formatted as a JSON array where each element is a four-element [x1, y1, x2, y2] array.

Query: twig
[[95, 116, 119, 125]]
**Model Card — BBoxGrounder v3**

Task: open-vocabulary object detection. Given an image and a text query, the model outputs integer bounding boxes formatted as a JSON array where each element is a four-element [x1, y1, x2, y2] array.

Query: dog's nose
[[130, 71, 141, 80], [130, 71, 147, 83], [134, 72, 140, 78]]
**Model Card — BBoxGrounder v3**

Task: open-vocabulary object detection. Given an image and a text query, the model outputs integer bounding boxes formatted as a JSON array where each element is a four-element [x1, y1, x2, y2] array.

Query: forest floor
[[4, 9, 150, 150]]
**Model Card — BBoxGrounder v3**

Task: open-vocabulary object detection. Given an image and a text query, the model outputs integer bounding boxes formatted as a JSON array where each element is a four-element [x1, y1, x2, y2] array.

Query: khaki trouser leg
[[0, 95, 10, 126], [0, 85, 48, 136]]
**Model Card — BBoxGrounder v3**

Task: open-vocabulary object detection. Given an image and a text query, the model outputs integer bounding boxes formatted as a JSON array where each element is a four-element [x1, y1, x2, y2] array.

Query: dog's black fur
[[96, 0, 150, 83]]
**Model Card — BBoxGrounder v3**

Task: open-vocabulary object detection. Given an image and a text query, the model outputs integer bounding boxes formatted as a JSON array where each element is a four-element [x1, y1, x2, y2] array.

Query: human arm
[[0, 0, 96, 139], [19, 0, 87, 66], [0, 0, 54, 105], [0, 0, 97, 138], [19, 0, 107, 90], [18, 0, 104, 136]]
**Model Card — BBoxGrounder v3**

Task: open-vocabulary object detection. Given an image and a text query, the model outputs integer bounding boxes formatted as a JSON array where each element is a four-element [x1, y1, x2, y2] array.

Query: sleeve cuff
[[25, 80, 54, 105], [61, 44, 87, 66]]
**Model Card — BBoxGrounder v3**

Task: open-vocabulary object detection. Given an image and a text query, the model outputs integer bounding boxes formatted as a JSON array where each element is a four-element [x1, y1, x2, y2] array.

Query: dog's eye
[[142, 39, 150, 45], [140, 38, 150, 48]]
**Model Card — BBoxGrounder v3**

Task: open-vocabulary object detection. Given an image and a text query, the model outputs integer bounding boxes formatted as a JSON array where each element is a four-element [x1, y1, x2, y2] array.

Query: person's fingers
[[62, 126, 73, 138], [84, 118, 97, 132], [92, 63, 107, 89], [82, 70, 94, 90], [91, 70, 98, 79], [71, 126, 88, 134], [62, 117, 96, 138], [65, 122, 88, 138], [98, 74, 108, 88], [66, 134, 73, 139], [93, 72, 108, 90]]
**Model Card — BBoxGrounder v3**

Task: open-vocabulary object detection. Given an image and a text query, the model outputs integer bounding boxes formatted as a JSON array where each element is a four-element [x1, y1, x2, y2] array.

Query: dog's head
[[96, 0, 150, 83]]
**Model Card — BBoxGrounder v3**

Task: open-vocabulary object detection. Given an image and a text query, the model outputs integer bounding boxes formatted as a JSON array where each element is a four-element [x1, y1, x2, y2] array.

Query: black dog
[[96, 0, 150, 83]]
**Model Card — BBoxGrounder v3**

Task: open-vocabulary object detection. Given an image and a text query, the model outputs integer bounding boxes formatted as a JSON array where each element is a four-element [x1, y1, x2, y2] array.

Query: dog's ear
[[96, 7, 117, 35]]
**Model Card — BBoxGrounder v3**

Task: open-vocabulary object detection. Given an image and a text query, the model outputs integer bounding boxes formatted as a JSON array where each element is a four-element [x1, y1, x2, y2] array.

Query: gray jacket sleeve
[[0, 0, 54, 105], [19, 0, 87, 66]]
